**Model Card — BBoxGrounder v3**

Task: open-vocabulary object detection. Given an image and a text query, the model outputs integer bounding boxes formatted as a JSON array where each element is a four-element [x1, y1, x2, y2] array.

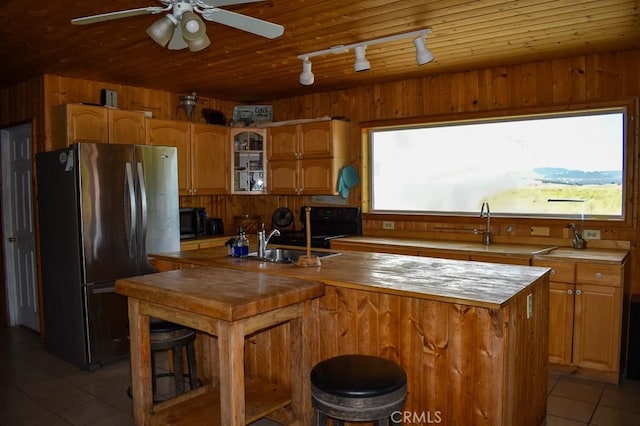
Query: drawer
[[576, 263, 623, 287], [532, 259, 575, 283]]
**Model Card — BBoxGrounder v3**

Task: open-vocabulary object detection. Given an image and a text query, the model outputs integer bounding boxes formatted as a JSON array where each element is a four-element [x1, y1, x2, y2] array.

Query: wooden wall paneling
[[534, 61, 555, 106], [336, 287, 359, 355], [378, 293, 402, 363], [446, 304, 477, 422]]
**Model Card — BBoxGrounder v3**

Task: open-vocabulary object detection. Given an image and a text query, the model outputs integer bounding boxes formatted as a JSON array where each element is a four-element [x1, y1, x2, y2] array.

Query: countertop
[[334, 236, 629, 264], [150, 247, 550, 310], [115, 266, 325, 321]]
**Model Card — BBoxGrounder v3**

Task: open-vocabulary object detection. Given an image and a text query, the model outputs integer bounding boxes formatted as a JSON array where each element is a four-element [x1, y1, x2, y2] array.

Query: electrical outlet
[[526, 294, 533, 319], [583, 229, 601, 240], [530, 226, 550, 236], [382, 221, 395, 230]]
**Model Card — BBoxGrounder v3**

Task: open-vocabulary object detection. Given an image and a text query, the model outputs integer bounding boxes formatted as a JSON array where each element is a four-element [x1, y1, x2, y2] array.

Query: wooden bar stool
[[310, 354, 407, 426], [128, 320, 200, 402]]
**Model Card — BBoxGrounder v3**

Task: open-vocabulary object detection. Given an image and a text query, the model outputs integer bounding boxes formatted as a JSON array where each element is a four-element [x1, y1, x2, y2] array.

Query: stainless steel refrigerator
[[36, 142, 179, 370]]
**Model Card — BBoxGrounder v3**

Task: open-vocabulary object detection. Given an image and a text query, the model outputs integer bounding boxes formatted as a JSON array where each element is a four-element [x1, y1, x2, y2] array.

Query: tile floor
[[2, 325, 640, 425]]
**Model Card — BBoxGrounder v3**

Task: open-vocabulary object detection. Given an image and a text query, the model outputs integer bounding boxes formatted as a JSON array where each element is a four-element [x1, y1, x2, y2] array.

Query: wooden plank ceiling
[[0, 0, 638, 102]]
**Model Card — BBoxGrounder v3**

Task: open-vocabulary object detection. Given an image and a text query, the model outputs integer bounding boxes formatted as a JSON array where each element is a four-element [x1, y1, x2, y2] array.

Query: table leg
[[218, 320, 245, 425], [291, 299, 318, 425], [127, 299, 152, 426]]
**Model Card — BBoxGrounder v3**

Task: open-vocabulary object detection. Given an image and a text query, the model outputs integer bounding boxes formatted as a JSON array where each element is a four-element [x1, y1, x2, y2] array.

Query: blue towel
[[337, 165, 361, 198]]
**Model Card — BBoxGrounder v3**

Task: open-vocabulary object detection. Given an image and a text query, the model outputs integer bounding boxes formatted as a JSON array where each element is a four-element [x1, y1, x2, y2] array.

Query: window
[[369, 108, 625, 219]]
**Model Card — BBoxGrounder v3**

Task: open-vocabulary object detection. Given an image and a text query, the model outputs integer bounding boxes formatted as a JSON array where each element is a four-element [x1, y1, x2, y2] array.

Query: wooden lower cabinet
[[533, 259, 627, 383]]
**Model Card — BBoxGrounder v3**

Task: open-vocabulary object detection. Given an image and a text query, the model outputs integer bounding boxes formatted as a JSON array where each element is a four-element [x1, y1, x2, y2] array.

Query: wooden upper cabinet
[[267, 120, 349, 195], [146, 119, 229, 196], [52, 104, 108, 148], [52, 104, 146, 149], [146, 118, 191, 194], [191, 123, 229, 195], [109, 109, 146, 145]]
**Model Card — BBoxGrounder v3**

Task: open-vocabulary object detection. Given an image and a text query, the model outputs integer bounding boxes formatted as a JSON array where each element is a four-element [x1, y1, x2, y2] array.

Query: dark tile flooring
[[3, 325, 640, 425]]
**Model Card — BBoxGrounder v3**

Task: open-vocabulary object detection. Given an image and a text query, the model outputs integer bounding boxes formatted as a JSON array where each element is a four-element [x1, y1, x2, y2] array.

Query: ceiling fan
[[71, 0, 284, 52]]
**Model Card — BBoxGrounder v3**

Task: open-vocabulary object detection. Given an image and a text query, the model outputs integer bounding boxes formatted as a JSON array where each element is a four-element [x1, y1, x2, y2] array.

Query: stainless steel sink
[[247, 248, 341, 264]]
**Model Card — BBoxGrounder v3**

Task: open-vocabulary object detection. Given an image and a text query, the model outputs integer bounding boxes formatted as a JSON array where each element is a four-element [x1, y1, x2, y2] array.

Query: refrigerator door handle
[[136, 162, 148, 247], [125, 162, 137, 259]]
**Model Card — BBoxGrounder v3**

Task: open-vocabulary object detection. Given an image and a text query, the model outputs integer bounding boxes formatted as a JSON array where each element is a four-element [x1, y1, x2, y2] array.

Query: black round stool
[[311, 354, 407, 426], [128, 320, 200, 402]]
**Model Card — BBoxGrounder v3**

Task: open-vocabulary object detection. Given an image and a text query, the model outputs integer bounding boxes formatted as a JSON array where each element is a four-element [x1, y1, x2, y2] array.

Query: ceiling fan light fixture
[[299, 57, 314, 86], [353, 45, 370, 72], [414, 34, 434, 65], [146, 15, 177, 47], [186, 32, 211, 52], [180, 11, 205, 40]]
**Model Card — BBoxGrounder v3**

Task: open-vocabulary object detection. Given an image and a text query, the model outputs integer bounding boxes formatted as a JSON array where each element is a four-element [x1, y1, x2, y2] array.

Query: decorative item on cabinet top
[[231, 105, 273, 126]]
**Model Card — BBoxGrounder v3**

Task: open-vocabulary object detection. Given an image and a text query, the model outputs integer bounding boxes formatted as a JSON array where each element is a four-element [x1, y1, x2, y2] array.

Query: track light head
[[413, 35, 434, 65], [299, 57, 314, 85], [353, 45, 370, 72]]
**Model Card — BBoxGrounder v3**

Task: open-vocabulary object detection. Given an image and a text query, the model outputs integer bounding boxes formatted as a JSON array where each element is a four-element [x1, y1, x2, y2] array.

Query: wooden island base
[[150, 249, 550, 425]]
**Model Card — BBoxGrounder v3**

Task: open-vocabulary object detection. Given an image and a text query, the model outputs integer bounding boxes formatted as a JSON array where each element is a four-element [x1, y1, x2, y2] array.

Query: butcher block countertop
[[150, 248, 550, 310], [114, 266, 325, 321]]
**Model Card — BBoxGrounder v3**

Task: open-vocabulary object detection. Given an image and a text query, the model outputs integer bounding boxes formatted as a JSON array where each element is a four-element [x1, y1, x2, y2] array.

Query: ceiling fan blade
[[71, 7, 166, 25], [198, 0, 265, 7], [201, 9, 284, 39]]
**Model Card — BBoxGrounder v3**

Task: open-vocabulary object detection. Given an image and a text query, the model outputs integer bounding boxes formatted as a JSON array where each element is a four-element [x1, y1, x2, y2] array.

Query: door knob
[[8, 237, 16, 242]]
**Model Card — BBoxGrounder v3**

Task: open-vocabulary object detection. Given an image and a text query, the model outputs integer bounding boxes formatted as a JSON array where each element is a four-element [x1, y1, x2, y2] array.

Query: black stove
[[270, 206, 362, 248]]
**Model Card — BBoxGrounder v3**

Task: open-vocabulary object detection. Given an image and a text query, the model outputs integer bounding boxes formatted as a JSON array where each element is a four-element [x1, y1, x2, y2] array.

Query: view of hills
[[533, 167, 622, 185]]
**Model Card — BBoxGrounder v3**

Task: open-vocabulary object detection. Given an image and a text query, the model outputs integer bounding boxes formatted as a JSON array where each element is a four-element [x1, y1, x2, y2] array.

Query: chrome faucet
[[257, 224, 281, 259], [567, 223, 587, 249], [479, 201, 492, 245]]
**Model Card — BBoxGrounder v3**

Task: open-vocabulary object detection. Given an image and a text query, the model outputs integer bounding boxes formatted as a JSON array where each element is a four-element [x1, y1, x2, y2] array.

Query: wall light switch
[[583, 229, 601, 240], [526, 293, 533, 319]]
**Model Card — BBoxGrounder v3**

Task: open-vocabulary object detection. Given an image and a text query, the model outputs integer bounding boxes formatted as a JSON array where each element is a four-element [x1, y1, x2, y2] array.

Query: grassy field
[[488, 184, 622, 216]]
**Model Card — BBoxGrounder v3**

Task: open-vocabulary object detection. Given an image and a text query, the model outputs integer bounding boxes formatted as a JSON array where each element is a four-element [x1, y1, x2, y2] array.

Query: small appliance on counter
[[179, 207, 207, 239], [205, 217, 224, 236]]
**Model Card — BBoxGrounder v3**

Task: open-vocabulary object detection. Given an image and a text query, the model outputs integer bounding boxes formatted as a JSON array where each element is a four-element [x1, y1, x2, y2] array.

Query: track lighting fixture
[[413, 34, 434, 65], [353, 45, 370, 72], [299, 57, 315, 85], [297, 28, 433, 85]]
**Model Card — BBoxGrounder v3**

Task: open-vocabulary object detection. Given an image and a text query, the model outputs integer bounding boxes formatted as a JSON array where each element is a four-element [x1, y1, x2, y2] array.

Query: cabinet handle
[[575, 289, 582, 295], [567, 289, 573, 295], [595, 272, 602, 279]]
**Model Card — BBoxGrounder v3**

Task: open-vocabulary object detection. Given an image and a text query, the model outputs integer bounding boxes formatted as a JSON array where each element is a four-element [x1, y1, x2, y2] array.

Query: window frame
[[360, 99, 637, 230]]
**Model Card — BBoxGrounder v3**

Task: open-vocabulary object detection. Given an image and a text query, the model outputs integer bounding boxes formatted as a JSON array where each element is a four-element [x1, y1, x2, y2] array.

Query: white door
[[1, 123, 39, 331]]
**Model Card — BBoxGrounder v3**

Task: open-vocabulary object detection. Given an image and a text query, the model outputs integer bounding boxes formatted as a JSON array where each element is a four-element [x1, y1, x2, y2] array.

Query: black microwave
[[179, 207, 206, 239]]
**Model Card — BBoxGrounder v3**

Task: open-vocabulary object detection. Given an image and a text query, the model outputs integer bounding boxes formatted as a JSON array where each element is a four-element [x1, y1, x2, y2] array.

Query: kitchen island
[[146, 248, 550, 425]]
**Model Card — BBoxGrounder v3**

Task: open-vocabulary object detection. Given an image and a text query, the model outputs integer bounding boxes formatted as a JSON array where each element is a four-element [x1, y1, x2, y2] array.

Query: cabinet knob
[[550, 269, 556, 275], [595, 272, 603, 279], [576, 289, 582, 296], [567, 289, 573, 295]]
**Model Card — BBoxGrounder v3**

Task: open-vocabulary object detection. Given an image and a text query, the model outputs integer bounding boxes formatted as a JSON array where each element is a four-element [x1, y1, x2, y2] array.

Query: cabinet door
[[56, 104, 108, 146], [548, 282, 575, 365], [146, 119, 191, 194], [572, 284, 621, 372], [299, 121, 334, 158], [267, 160, 298, 194], [298, 158, 336, 194], [231, 129, 266, 194], [192, 124, 229, 194], [109, 109, 146, 145], [268, 125, 298, 159]]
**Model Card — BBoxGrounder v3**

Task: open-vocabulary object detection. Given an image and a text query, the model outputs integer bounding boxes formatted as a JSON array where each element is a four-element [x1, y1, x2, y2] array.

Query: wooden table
[[115, 267, 325, 425]]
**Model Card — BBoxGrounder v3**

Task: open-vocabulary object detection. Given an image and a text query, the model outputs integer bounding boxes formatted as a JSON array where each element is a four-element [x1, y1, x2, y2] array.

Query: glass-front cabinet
[[230, 128, 267, 194]]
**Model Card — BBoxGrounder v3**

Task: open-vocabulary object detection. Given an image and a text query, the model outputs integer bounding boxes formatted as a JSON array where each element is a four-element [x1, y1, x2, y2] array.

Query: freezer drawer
[[84, 282, 130, 368]]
